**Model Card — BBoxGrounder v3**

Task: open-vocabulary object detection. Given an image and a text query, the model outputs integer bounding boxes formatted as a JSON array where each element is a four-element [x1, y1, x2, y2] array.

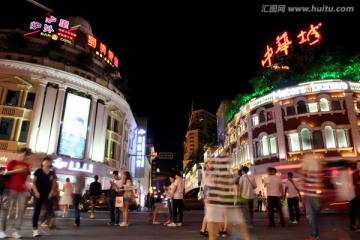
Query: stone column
[[86, 95, 98, 160]]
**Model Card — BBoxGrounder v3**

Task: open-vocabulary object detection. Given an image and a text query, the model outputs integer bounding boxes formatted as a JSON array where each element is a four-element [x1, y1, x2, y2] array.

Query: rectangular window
[[107, 116, 111, 130], [114, 119, 119, 133], [252, 115, 259, 126], [5, 90, 20, 106], [25, 93, 36, 109], [336, 129, 348, 148], [255, 141, 261, 157], [308, 102, 318, 113], [286, 106, 296, 116], [269, 137, 277, 154], [111, 141, 117, 159], [19, 120, 30, 142], [0, 118, 14, 140], [289, 133, 300, 151]]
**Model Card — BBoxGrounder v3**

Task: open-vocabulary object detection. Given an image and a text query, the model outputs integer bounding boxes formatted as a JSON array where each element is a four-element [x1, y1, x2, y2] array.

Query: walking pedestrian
[[284, 171, 301, 224], [238, 166, 257, 228], [349, 160, 360, 231], [264, 167, 285, 227], [119, 171, 133, 227], [31, 156, 57, 237], [59, 177, 74, 218], [0, 147, 32, 239], [72, 173, 85, 227], [89, 175, 102, 219], [301, 153, 326, 240], [167, 171, 185, 227], [256, 191, 263, 212]]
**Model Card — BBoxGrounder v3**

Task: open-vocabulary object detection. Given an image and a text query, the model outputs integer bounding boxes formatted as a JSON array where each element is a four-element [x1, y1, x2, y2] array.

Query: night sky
[[2, 1, 360, 165]]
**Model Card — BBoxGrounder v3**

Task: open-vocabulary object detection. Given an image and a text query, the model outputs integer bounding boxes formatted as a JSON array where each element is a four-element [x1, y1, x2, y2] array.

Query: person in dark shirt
[[89, 175, 102, 219]]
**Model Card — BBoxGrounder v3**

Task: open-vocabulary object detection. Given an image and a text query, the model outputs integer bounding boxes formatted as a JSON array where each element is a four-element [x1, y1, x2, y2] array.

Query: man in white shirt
[[167, 171, 185, 227], [264, 167, 285, 227], [238, 166, 257, 228]]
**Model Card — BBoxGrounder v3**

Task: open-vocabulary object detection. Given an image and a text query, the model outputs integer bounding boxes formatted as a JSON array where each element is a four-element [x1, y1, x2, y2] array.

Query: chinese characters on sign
[[87, 35, 119, 68], [261, 22, 322, 67]]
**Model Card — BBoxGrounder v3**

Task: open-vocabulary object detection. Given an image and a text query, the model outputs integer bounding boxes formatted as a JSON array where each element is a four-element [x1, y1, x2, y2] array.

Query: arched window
[[259, 110, 266, 123], [297, 100, 307, 114], [325, 126, 336, 148], [313, 130, 324, 149], [301, 128, 312, 150], [262, 136, 269, 156], [289, 133, 300, 152], [336, 129, 348, 148], [320, 98, 329, 111]]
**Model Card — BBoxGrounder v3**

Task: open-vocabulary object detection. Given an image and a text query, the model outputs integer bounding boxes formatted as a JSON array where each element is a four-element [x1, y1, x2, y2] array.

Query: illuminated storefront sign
[[261, 22, 322, 67], [247, 80, 348, 113], [135, 129, 146, 178], [52, 157, 94, 173], [26, 15, 78, 44], [87, 35, 119, 68]]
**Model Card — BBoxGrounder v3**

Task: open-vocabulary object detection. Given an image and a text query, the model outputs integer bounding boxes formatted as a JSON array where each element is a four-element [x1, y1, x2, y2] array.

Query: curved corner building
[[217, 79, 360, 190], [0, 16, 138, 190]]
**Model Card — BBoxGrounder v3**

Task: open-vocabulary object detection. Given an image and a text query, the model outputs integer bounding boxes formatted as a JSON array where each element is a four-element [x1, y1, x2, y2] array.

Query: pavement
[[2, 208, 360, 239]]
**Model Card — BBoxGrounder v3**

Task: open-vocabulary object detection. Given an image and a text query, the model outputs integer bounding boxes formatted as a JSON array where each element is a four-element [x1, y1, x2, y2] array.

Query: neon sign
[[87, 35, 119, 68], [135, 129, 146, 168], [26, 15, 78, 45], [261, 22, 322, 67]]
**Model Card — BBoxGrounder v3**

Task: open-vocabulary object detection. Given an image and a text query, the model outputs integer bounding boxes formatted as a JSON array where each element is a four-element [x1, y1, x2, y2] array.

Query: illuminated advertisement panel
[[58, 93, 90, 159]]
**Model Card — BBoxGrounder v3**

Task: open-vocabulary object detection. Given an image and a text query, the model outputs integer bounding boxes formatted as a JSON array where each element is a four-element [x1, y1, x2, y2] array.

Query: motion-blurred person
[[150, 190, 162, 224], [72, 173, 86, 227], [301, 153, 326, 240], [0, 147, 32, 239], [199, 158, 212, 236], [107, 170, 123, 225], [256, 191, 263, 212], [119, 171, 133, 227], [264, 167, 285, 227], [31, 156, 57, 237], [89, 175, 102, 219], [59, 177, 74, 218], [284, 171, 301, 224], [163, 175, 175, 225], [238, 166, 257, 228], [167, 171, 185, 227], [350, 160, 360, 231], [204, 157, 250, 240]]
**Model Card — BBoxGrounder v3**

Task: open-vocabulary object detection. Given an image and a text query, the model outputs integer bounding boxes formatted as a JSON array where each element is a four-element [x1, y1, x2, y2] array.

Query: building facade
[[215, 79, 360, 195], [0, 16, 145, 199]]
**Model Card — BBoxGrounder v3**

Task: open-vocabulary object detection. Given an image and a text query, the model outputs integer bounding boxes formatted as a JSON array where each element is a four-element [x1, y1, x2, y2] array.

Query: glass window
[[5, 90, 20, 106], [107, 116, 111, 130], [287, 106, 296, 116], [336, 129, 348, 148], [262, 136, 269, 156], [259, 110, 266, 123], [104, 139, 109, 157], [297, 100, 307, 114], [25, 93, 36, 109], [255, 141, 261, 158], [19, 120, 30, 142], [325, 126, 336, 148], [0, 118, 13, 140], [114, 119, 119, 133], [267, 111, 273, 120], [111, 141, 117, 159], [269, 137, 277, 154], [301, 128, 312, 150], [289, 133, 300, 151], [308, 102, 318, 113], [332, 101, 341, 110], [252, 115, 259, 126], [320, 98, 330, 111], [313, 130, 324, 149]]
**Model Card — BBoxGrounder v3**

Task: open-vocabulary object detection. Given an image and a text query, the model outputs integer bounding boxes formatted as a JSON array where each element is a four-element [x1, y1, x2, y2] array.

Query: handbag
[[115, 196, 123, 208]]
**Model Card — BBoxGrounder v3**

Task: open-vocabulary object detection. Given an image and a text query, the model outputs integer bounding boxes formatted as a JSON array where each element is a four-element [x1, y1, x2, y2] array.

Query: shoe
[[221, 231, 228, 237], [32, 229, 40, 237], [107, 222, 115, 226], [114, 223, 119, 226], [40, 222, 48, 227], [119, 222, 128, 227], [350, 225, 359, 231], [163, 220, 172, 225], [291, 220, 298, 224], [200, 230, 208, 237], [12, 231, 22, 239], [153, 221, 160, 224], [0, 231, 7, 239], [177, 223, 182, 227], [90, 213, 95, 219], [72, 223, 79, 227], [167, 222, 177, 227]]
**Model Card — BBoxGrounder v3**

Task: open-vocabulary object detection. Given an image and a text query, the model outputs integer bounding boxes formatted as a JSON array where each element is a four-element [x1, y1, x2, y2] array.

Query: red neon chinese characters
[[114, 57, 119, 68], [108, 50, 114, 63], [297, 22, 322, 46], [261, 45, 274, 67], [87, 35, 97, 49], [275, 31, 292, 55], [99, 43, 107, 56], [58, 19, 69, 29]]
